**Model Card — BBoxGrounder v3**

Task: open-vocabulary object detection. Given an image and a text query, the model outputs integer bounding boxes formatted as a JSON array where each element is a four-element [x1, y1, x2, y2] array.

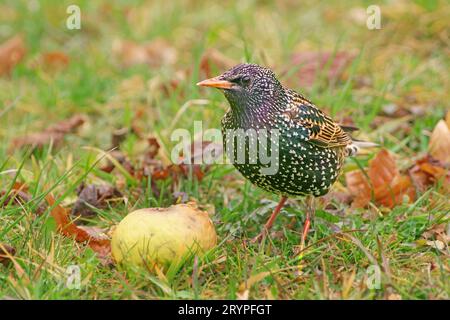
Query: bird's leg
[[300, 195, 315, 252], [252, 196, 288, 243]]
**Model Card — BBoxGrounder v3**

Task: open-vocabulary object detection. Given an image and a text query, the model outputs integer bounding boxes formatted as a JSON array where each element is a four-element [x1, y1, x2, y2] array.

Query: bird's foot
[[249, 197, 288, 244]]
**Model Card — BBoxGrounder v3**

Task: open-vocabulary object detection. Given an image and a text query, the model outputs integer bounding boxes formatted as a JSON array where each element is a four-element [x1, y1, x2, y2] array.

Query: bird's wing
[[283, 89, 352, 148]]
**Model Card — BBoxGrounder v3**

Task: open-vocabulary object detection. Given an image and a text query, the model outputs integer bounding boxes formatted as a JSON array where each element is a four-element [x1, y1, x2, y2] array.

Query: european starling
[[197, 63, 373, 244]]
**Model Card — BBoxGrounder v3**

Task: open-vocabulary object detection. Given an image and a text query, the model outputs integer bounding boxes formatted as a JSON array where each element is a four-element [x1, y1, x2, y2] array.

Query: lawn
[[0, 0, 449, 299]]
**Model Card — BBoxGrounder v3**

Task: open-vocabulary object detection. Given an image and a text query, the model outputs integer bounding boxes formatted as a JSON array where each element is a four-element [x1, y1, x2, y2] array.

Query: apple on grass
[[111, 203, 217, 267]]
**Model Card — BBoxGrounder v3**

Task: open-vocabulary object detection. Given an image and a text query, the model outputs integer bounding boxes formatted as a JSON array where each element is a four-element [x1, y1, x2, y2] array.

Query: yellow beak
[[196, 77, 233, 89]]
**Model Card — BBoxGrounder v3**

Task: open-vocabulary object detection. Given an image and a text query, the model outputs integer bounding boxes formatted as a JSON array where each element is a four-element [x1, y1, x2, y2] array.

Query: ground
[[0, 0, 449, 299]]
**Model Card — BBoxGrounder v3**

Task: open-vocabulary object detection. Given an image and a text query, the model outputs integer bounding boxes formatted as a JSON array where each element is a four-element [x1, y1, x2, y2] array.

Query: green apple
[[112, 203, 217, 267]]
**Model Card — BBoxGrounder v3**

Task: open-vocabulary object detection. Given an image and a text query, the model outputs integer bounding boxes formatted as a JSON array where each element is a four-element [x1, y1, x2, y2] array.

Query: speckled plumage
[[216, 63, 357, 198]]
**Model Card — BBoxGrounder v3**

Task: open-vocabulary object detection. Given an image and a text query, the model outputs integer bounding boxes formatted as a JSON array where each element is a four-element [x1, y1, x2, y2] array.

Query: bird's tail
[[339, 124, 378, 156], [345, 139, 379, 156]]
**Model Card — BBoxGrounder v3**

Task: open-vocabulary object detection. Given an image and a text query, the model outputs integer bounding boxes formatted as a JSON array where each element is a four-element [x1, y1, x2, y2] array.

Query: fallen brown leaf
[[374, 175, 415, 208], [146, 136, 161, 159], [421, 223, 449, 245], [0, 35, 26, 76], [425, 240, 445, 251], [72, 183, 122, 218], [381, 103, 412, 118], [288, 51, 356, 87], [150, 163, 205, 182], [0, 188, 47, 215], [408, 155, 449, 193], [10, 114, 86, 152], [100, 150, 135, 175], [111, 127, 129, 149], [321, 190, 353, 209], [40, 51, 70, 69], [429, 115, 450, 164], [178, 164, 205, 181], [45, 194, 111, 261], [140, 135, 207, 182], [102, 129, 208, 199], [369, 149, 399, 190], [78, 226, 112, 260], [112, 38, 177, 68], [345, 169, 371, 208], [149, 165, 170, 180], [130, 108, 146, 139], [346, 149, 415, 208]]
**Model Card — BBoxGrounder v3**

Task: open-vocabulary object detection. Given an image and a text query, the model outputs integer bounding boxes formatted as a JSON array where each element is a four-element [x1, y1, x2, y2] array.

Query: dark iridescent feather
[[283, 88, 352, 148], [209, 63, 371, 197]]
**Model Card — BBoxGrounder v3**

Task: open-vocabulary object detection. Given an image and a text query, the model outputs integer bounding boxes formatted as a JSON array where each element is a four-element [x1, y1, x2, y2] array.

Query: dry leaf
[[0, 188, 47, 215], [289, 51, 356, 87], [408, 155, 449, 192], [150, 164, 205, 182], [100, 150, 135, 175], [345, 170, 371, 208], [178, 164, 205, 181], [146, 136, 161, 159], [130, 108, 146, 139], [429, 117, 450, 164], [112, 38, 177, 68], [10, 114, 86, 151], [373, 175, 415, 208], [0, 35, 26, 76], [45, 194, 111, 261], [345, 149, 415, 208], [426, 240, 445, 251], [368, 149, 399, 187], [111, 127, 129, 149], [72, 183, 122, 218], [321, 190, 353, 209], [139, 136, 208, 183], [421, 223, 449, 245], [40, 51, 70, 69], [422, 223, 446, 239]]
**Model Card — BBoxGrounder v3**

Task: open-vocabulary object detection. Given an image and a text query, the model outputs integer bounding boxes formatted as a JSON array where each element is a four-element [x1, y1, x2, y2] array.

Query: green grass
[[0, 0, 449, 299]]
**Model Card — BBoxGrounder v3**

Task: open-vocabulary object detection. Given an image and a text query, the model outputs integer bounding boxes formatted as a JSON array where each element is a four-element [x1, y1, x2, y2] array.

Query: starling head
[[197, 63, 284, 114]]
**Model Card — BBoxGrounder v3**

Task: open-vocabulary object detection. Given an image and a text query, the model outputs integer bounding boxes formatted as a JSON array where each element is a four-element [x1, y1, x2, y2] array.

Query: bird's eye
[[230, 75, 251, 87], [239, 76, 251, 86]]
